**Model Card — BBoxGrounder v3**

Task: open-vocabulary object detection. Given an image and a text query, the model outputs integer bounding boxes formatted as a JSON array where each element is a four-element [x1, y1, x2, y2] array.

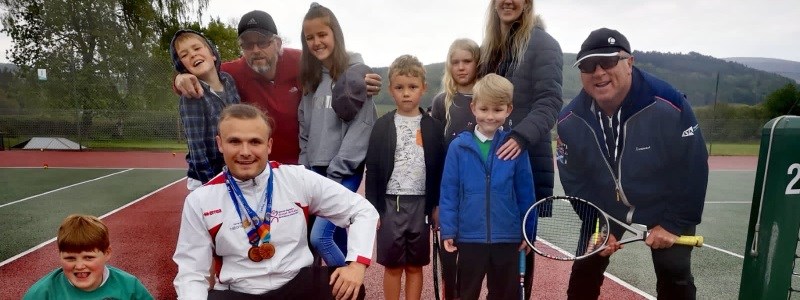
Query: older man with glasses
[[555, 28, 709, 299], [174, 10, 381, 165]]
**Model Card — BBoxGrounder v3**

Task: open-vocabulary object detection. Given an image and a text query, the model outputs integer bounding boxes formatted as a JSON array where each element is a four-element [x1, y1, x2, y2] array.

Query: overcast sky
[[1, 0, 799, 67]]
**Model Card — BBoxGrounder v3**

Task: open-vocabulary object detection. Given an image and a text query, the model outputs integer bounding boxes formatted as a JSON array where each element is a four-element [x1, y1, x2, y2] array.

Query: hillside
[[725, 57, 800, 83], [371, 52, 796, 108], [0, 63, 16, 71]]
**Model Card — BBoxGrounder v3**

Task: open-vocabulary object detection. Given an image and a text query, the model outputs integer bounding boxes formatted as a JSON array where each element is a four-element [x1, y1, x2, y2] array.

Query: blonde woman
[[479, 0, 563, 298]]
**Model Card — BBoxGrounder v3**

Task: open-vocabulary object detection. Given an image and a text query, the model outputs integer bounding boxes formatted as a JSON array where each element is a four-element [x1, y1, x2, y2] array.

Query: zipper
[[615, 102, 655, 223], [574, 116, 618, 193], [574, 114, 634, 221], [485, 156, 492, 243]]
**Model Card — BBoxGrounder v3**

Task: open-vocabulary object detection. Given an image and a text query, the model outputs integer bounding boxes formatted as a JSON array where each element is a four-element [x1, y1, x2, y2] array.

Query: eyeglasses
[[239, 37, 276, 51], [577, 56, 630, 73]]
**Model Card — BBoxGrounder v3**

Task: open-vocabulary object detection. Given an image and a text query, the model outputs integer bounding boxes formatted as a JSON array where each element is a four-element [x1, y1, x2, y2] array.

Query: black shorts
[[376, 194, 430, 267]]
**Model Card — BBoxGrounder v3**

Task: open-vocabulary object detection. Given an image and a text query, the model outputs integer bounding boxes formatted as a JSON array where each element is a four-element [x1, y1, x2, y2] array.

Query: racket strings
[[527, 197, 609, 260]]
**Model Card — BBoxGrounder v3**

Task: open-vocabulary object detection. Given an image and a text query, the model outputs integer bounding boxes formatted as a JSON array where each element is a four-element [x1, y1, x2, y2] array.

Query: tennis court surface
[[0, 151, 755, 299]]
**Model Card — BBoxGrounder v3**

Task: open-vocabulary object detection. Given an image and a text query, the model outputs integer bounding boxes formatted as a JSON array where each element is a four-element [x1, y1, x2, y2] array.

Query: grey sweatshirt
[[298, 53, 377, 181]]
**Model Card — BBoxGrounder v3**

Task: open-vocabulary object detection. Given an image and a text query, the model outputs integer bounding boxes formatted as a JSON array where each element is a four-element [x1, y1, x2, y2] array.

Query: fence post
[[739, 116, 800, 299]]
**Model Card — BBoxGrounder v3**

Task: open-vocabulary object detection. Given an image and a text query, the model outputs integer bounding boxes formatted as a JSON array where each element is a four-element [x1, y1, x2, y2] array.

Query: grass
[[86, 139, 186, 151], [376, 103, 396, 116], [1, 136, 186, 151], [706, 142, 760, 156]]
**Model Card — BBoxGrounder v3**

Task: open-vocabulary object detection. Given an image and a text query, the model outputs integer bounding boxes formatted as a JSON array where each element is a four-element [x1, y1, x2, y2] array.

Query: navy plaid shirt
[[179, 72, 240, 183]]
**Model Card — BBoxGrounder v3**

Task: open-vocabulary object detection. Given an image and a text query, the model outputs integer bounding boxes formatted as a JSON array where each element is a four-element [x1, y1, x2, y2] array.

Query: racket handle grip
[[519, 250, 526, 274], [675, 235, 704, 247]]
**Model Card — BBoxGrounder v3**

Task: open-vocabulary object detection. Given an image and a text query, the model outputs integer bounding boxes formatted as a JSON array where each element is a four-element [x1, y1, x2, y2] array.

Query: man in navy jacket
[[556, 28, 709, 299]]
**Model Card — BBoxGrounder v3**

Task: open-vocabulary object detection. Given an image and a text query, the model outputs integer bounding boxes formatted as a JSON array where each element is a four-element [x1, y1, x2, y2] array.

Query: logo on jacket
[[203, 208, 222, 217], [271, 207, 300, 223], [289, 87, 299, 94], [681, 124, 700, 137], [556, 138, 568, 165]]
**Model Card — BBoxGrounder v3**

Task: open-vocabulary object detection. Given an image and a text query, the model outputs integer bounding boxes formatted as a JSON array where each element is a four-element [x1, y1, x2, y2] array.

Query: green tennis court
[[548, 170, 756, 299], [0, 163, 760, 298], [0, 167, 185, 262]]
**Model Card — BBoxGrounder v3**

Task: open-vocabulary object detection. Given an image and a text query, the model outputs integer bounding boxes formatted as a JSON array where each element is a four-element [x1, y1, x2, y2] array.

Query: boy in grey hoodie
[[170, 29, 240, 190]]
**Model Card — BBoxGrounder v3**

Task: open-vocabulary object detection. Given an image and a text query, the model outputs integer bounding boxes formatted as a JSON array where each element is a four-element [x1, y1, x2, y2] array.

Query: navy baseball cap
[[574, 28, 631, 67]]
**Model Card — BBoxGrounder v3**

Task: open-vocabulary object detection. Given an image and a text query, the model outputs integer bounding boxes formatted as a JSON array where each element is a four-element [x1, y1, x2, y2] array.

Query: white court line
[[704, 243, 745, 259], [0, 169, 134, 210], [0, 176, 186, 268], [603, 272, 656, 299], [706, 201, 751, 204], [536, 237, 656, 299]]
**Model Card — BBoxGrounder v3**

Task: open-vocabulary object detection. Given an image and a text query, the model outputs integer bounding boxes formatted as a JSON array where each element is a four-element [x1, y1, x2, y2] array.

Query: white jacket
[[173, 162, 378, 299]]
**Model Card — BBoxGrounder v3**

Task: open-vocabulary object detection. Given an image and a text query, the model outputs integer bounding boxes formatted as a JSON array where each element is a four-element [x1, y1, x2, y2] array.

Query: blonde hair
[[479, 0, 535, 75], [57, 214, 110, 253], [473, 73, 514, 107], [441, 38, 480, 133], [388, 54, 426, 82]]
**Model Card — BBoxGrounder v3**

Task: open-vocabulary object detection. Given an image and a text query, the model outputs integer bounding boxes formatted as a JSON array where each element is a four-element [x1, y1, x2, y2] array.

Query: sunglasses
[[239, 36, 276, 51], [577, 56, 630, 73]]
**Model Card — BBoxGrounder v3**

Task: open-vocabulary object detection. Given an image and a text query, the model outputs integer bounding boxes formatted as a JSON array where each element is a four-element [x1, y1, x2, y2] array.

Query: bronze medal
[[258, 243, 276, 259], [247, 246, 263, 262]]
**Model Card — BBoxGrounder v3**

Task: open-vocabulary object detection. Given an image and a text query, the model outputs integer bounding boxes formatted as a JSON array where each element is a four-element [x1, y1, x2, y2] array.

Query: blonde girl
[[431, 38, 481, 143]]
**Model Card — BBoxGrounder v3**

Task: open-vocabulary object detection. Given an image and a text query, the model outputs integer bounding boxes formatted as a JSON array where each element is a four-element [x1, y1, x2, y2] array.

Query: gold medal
[[247, 246, 263, 262], [258, 243, 276, 259], [242, 218, 251, 228]]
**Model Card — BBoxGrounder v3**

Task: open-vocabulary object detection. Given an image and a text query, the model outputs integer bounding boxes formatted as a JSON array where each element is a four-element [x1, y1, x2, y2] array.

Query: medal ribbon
[[225, 165, 274, 247]]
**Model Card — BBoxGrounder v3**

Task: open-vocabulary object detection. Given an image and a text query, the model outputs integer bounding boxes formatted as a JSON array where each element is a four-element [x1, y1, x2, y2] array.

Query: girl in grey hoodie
[[298, 3, 377, 267]]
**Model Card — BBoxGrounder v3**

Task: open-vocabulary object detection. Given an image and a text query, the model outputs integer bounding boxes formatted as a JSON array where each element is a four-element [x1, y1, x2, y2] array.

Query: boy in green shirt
[[23, 214, 153, 300]]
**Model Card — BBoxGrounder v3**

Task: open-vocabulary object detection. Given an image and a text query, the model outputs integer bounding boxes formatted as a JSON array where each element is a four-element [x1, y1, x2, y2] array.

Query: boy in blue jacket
[[439, 73, 535, 300]]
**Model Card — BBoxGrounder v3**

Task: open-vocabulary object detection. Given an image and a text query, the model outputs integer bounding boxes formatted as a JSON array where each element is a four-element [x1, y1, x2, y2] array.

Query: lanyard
[[225, 165, 274, 247]]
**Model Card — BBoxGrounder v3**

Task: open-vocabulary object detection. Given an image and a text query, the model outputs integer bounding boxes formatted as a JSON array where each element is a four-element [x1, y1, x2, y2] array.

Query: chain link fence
[[0, 60, 185, 149], [0, 108, 183, 146], [0, 62, 770, 150]]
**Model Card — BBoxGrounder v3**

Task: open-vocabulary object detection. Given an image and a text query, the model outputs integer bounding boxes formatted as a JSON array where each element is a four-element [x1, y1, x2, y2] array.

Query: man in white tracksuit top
[[173, 103, 378, 300]]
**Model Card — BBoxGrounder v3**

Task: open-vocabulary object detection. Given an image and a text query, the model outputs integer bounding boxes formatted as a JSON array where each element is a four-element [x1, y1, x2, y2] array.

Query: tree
[[0, 0, 211, 108], [761, 83, 800, 118], [0, 0, 211, 138]]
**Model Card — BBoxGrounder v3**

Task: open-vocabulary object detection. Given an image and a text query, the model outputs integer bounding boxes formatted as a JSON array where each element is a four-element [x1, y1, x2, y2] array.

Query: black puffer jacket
[[487, 24, 564, 201]]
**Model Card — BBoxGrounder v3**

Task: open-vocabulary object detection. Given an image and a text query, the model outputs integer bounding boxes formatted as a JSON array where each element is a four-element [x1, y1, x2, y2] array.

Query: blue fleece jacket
[[439, 129, 536, 244], [556, 67, 709, 235]]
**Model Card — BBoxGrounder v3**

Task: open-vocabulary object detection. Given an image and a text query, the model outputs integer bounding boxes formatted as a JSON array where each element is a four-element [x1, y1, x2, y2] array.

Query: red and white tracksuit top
[[173, 162, 378, 299]]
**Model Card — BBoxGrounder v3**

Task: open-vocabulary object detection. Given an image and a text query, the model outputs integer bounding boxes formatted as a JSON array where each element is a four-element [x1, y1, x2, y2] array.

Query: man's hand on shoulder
[[175, 73, 204, 98], [365, 73, 382, 96], [330, 262, 366, 300]]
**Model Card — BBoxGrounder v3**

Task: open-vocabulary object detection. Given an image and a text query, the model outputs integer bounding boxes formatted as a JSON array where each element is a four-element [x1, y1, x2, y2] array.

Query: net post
[[738, 116, 800, 299]]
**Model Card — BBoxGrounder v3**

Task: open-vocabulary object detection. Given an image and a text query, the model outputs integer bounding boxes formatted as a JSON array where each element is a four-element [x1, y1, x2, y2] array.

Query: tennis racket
[[522, 195, 703, 261], [429, 217, 442, 300], [518, 250, 525, 300]]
